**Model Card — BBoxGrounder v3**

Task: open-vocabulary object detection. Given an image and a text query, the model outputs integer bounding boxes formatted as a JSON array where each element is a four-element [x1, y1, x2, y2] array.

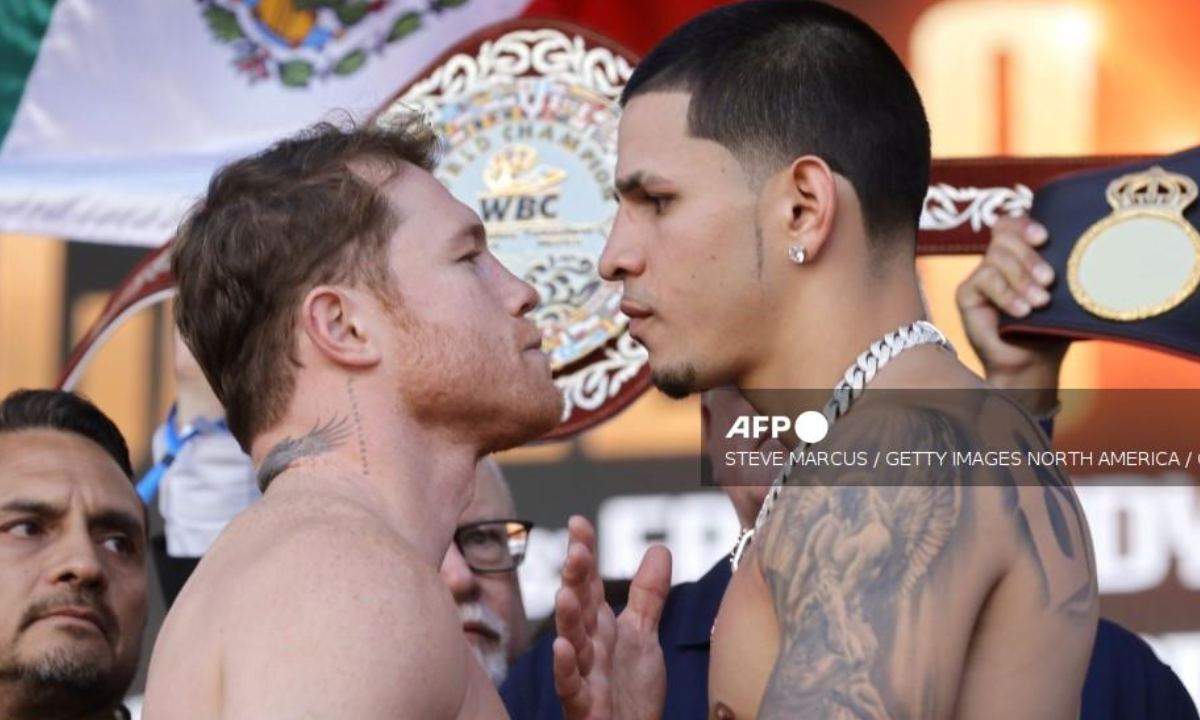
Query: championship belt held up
[[1000, 145, 1200, 359]]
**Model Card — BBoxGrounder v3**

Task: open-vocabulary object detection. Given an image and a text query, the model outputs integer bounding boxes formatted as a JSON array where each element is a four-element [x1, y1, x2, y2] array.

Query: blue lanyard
[[136, 404, 228, 503]]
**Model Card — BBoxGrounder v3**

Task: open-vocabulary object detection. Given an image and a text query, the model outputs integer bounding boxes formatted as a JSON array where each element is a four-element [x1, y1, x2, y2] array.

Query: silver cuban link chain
[[728, 319, 954, 571]]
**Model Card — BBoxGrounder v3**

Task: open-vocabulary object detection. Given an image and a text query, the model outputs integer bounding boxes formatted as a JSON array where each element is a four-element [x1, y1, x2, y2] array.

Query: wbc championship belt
[[998, 146, 1200, 358], [371, 19, 646, 439]]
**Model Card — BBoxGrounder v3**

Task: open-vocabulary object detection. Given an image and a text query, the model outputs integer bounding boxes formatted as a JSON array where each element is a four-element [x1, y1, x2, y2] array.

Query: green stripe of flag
[[0, 0, 58, 148]]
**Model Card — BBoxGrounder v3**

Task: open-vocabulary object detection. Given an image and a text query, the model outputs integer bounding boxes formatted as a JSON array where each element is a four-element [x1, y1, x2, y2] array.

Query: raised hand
[[956, 216, 1069, 412], [553, 515, 670, 720]]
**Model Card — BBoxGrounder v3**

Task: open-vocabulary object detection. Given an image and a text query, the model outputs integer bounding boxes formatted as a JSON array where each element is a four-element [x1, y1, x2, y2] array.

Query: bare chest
[[708, 557, 779, 719]]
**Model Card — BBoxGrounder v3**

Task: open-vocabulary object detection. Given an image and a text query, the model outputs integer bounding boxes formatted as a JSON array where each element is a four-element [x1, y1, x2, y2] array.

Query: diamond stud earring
[[788, 245, 807, 265]]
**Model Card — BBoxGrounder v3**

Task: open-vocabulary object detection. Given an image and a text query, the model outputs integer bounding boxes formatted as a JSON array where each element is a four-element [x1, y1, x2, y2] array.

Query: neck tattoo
[[256, 415, 352, 492], [346, 377, 370, 478], [728, 320, 953, 571]]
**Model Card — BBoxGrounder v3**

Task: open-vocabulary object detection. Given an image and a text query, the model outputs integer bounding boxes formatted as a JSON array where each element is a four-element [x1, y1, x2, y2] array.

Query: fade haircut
[[622, 0, 931, 246], [0, 389, 134, 480], [172, 116, 438, 450]]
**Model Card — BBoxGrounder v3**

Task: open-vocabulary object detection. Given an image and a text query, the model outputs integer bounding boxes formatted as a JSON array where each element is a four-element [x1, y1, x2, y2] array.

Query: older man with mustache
[[441, 457, 533, 686]]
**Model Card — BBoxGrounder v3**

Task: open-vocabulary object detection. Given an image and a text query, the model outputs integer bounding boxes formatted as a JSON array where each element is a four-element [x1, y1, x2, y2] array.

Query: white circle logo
[[795, 411, 830, 444]]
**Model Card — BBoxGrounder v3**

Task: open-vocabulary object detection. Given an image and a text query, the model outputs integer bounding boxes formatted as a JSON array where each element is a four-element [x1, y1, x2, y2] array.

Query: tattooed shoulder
[[753, 395, 1095, 718]]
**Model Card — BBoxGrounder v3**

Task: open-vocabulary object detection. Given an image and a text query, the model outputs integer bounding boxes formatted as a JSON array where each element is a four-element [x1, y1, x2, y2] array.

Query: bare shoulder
[[757, 396, 991, 615], [762, 391, 1094, 598], [211, 491, 470, 718], [753, 393, 1095, 718], [230, 490, 429, 583]]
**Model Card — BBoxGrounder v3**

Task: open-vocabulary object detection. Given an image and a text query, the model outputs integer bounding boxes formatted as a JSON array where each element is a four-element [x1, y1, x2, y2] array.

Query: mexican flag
[[0, 0, 725, 248], [0, 0, 533, 247]]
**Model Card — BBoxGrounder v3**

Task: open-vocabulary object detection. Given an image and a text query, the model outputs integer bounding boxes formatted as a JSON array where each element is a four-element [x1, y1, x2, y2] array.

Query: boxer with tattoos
[[143, 119, 562, 718], [551, 3, 1098, 718]]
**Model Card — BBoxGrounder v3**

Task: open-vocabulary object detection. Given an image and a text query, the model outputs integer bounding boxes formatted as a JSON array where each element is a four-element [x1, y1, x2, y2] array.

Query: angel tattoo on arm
[[755, 399, 1093, 720]]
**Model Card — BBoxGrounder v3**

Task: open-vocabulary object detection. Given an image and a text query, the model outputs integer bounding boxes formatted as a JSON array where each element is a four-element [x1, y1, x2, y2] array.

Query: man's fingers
[[992, 216, 1054, 279], [561, 524, 595, 609], [989, 226, 1054, 290], [553, 636, 591, 720], [594, 602, 619, 658], [990, 215, 1025, 238], [569, 514, 599, 557], [567, 516, 603, 635], [552, 637, 583, 696], [992, 215, 1048, 248], [960, 264, 1029, 317], [623, 545, 672, 633], [555, 585, 584, 646], [563, 539, 601, 636], [568, 516, 600, 592], [561, 539, 590, 591], [984, 245, 1049, 308], [556, 586, 595, 677], [959, 215, 1057, 322], [1023, 219, 1049, 247], [573, 516, 605, 619]]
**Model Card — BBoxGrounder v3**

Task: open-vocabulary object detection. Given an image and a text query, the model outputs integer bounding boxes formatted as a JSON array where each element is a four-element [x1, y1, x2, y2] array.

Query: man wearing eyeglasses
[[440, 458, 532, 687]]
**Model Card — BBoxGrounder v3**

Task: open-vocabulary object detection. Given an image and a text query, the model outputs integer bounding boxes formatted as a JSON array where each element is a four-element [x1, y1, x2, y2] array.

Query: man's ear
[[299, 286, 383, 368], [760, 155, 838, 264]]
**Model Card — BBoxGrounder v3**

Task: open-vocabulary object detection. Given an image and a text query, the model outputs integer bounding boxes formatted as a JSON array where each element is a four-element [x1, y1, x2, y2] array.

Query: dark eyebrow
[[614, 171, 646, 199], [459, 222, 487, 251], [90, 509, 146, 540], [615, 172, 674, 202], [0, 499, 145, 538], [0, 499, 62, 518], [469, 222, 486, 248]]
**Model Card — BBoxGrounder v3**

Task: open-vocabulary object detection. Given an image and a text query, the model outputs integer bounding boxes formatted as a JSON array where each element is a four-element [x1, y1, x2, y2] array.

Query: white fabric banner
[[0, 0, 532, 246]]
